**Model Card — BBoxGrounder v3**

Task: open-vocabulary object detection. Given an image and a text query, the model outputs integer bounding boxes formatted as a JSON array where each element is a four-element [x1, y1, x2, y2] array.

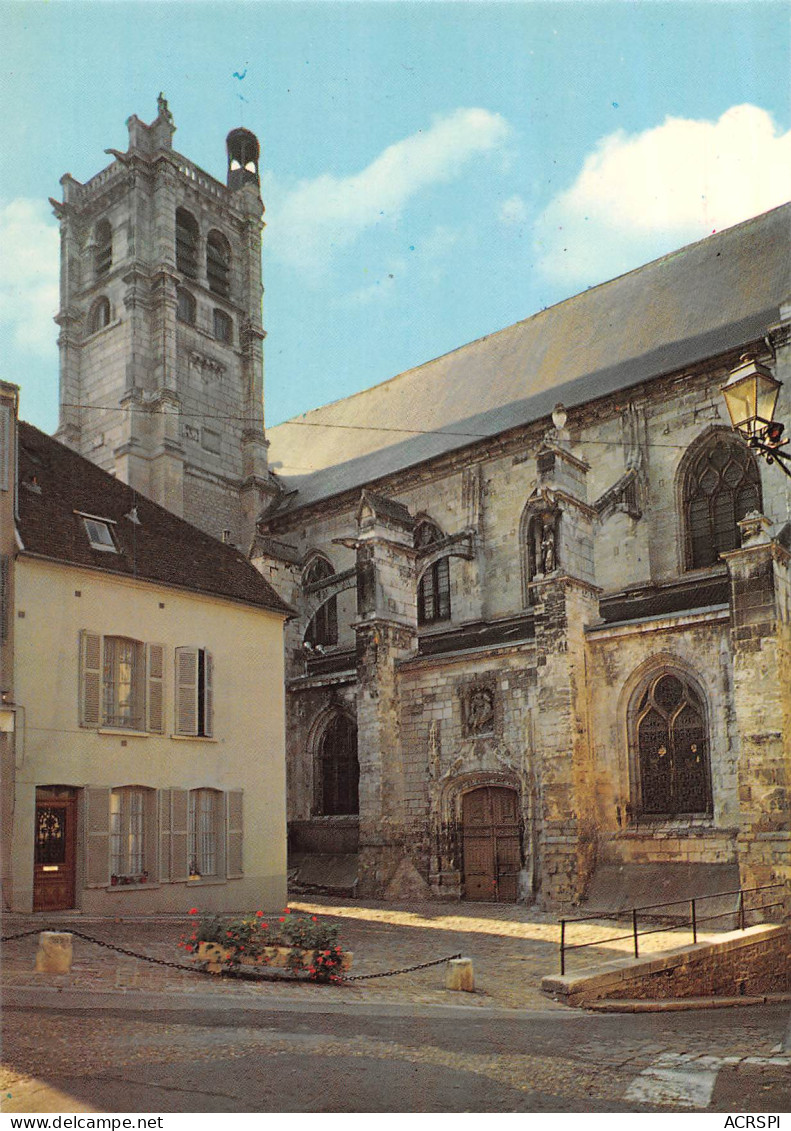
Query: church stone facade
[[55, 101, 791, 908]]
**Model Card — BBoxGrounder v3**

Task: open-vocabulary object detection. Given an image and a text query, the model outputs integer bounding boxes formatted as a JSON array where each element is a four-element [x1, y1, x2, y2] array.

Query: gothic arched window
[[89, 296, 111, 335], [631, 670, 711, 817], [206, 230, 231, 298], [415, 520, 450, 626], [317, 713, 358, 816], [94, 220, 112, 278], [683, 434, 761, 569], [176, 208, 199, 279], [304, 556, 338, 647]]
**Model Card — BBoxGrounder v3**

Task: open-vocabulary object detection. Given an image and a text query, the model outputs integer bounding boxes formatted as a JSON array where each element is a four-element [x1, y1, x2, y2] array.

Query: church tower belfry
[[52, 95, 275, 549]]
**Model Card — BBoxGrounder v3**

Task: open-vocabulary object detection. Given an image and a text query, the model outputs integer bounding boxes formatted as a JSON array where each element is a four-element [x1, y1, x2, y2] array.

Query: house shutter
[[226, 790, 243, 879], [170, 788, 189, 881], [175, 647, 198, 735], [146, 643, 165, 733], [203, 650, 214, 738], [79, 631, 102, 727], [85, 786, 110, 887], [158, 789, 171, 882]]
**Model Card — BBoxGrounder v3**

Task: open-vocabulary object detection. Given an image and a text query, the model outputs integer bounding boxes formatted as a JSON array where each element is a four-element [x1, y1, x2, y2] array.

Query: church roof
[[267, 202, 791, 511], [16, 422, 292, 615]]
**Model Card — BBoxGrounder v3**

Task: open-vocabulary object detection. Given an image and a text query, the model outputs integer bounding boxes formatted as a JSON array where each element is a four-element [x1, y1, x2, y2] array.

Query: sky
[[2, 0, 790, 435]]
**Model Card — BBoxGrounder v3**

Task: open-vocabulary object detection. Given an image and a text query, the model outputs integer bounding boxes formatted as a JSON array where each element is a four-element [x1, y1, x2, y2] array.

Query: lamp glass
[[722, 371, 757, 432], [755, 370, 781, 424]]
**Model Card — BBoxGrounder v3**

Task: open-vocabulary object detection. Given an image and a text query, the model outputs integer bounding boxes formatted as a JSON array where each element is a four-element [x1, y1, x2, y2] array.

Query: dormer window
[[89, 297, 111, 335], [83, 517, 117, 553], [95, 220, 112, 278]]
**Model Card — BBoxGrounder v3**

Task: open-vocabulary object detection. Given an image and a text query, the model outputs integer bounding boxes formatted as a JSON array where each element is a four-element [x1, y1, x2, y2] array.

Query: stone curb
[[585, 992, 791, 1013]]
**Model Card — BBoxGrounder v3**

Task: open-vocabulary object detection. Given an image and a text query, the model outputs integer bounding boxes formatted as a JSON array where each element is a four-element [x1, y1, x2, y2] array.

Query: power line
[[58, 399, 698, 451]]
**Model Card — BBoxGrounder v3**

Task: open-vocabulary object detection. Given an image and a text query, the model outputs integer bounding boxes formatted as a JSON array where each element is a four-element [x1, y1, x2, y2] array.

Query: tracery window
[[683, 434, 761, 569], [632, 671, 711, 817], [303, 556, 338, 647], [415, 520, 450, 625]]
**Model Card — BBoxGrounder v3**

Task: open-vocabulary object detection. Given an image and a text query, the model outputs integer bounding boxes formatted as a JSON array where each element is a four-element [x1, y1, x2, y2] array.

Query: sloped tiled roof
[[267, 203, 791, 510], [17, 422, 292, 615]]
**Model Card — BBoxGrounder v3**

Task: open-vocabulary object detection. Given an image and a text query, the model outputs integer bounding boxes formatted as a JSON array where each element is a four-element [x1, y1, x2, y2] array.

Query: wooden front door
[[33, 788, 77, 912], [462, 786, 521, 902]]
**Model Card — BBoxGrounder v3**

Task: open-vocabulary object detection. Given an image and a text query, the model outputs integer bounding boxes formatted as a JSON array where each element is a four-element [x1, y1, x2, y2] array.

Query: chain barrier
[[2, 927, 462, 984], [345, 952, 462, 981]]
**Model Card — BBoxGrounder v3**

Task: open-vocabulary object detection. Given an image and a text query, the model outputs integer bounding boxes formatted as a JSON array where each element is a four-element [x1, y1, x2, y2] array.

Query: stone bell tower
[[53, 95, 276, 548]]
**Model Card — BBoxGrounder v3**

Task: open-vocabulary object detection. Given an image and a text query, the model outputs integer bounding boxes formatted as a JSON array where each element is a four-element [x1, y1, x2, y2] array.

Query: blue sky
[[2, 1, 790, 434]]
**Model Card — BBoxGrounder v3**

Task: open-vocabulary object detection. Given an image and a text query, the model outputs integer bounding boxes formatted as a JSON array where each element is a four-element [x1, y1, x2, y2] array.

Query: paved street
[[2, 898, 790, 1113], [2, 995, 790, 1113]]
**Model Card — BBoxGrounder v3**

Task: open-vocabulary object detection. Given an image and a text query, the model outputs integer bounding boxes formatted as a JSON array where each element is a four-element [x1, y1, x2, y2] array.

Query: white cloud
[[267, 108, 511, 278], [535, 105, 791, 285], [0, 198, 59, 357]]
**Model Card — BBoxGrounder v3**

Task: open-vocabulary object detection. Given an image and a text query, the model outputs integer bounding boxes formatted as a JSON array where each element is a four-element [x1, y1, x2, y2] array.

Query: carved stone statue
[[466, 687, 495, 735], [541, 520, 556, 573]]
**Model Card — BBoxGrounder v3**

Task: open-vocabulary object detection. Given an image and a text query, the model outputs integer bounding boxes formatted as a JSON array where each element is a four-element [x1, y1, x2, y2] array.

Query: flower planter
[[195, 941, 353, 976]]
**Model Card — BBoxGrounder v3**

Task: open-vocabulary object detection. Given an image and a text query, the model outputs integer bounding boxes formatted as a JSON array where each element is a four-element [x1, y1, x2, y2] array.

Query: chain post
[[560, 919, 566, 976], [690, 899, 697, 945], [632, 908, 639, 958]]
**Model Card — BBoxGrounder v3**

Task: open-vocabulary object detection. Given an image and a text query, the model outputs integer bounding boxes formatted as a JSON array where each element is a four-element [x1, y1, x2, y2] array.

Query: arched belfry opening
[[226, 128, 260, 190]]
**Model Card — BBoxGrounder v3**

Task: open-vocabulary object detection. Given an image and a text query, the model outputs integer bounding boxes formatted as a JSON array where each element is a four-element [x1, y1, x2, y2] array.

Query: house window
[[79, 633, 164, 733], [415, 520, 450, 625], [317, 714, 359, 816], [683, 434, 762, 569], [175, 646, 214, 736], [631, 670, 712, 817], [188, 788, 219, 877], [303, 556, 338, 647], [109, 787, 147, 878], [89, 297, 111, 335], [213, 308, 232, 344], [83, 517, 117, 552], [206, 230, 231, 297], [176, 208, 199, 278], [177, 287, 196, 325], [103, 636, 145, 730], [95, 219, 112, 278]]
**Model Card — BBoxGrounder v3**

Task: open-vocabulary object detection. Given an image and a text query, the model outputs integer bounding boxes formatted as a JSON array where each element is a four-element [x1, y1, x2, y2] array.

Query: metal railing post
[[739, 890, 745, 931], [632, 908, 639, 958], [690, 899, 697, 945], [560, 920, 566, 975]]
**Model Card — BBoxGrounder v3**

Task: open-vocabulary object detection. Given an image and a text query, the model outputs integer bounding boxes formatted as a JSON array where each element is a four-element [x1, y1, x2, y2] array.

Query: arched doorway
[[462, 785, 521, 901], [317, 713, 359, 816]]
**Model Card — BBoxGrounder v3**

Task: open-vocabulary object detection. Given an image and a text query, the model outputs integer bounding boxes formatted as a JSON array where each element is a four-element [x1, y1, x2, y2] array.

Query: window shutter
[[79, 631, 102, 727], [0, 404, 10, 492], [170, 788, 189, 881], [175, 647, 198, 735], [158, 789, 172, 882], [203, 650, 214, 738], [146, 643, 165, 733], [85, 786, 110, 887], [226, 790, 243, 879]]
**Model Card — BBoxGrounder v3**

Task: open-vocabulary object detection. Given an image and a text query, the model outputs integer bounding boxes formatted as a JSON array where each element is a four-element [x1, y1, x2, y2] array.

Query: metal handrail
[[559, 883, 785, 975]]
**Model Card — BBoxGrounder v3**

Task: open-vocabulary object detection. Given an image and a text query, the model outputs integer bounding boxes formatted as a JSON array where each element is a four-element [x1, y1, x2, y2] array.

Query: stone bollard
[[446, 956, 475, 992], [34, 931, 73, 974]]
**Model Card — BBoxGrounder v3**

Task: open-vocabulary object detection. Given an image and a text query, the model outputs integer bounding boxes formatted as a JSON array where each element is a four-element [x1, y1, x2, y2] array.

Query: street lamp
[[720, 354, 791, 478]]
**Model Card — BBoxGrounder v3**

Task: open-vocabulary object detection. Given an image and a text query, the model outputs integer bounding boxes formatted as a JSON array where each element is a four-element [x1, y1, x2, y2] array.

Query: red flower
[[226, 931, 233, 938], [255, 910, 264, 917], [283, 908, 291, 914], [311, 916, 318, 922], [188, 908, 198, 915], [279, 917, 285, 923], [185, 944, 194, 952]]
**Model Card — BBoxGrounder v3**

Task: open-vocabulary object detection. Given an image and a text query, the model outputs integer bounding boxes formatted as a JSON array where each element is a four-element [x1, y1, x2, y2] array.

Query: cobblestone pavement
[[1, 895, 726, 1011]]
